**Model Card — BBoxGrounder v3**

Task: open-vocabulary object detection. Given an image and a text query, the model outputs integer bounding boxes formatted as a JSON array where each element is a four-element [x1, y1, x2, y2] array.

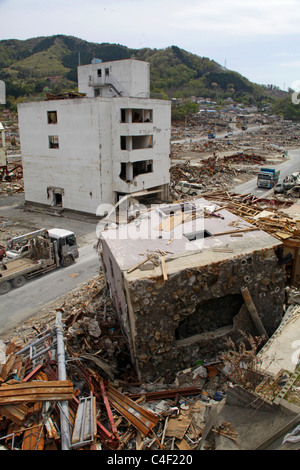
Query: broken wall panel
[[124, 250, 284, 381]]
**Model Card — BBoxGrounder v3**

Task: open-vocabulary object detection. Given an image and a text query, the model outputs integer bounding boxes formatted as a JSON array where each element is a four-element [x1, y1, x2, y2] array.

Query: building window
[[133, 160, 153, 177], [120, 136, 126, 150], [120, 109, 126, 123], [132, 135, 153, 149], [47, 111, 57, 124], [49, 135, 59, 149], [105, 68, 109, 77], [132, 109, 153, 123], [119, 160, 153, 181], [120, 108, 153, 123], [97, 68, 102, 77], [120, 135, 153, 150]]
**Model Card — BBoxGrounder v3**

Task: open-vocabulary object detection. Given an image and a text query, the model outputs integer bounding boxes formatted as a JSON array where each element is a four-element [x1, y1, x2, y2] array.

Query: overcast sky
[[1, 0, 300, 90]]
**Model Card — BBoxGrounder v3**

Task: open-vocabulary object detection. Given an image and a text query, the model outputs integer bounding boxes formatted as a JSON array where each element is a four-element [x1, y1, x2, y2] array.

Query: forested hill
[[0, 34, 289, 114]]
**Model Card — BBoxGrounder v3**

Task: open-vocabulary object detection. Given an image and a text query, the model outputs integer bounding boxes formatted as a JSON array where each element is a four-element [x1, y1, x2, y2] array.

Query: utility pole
[[56, 312, 71, 450]]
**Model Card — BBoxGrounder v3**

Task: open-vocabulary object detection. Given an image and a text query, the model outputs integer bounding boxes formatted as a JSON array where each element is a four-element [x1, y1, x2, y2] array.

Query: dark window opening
[[133, 160, 153, 177], [105, 68, 109, 76], [54, 192, 62, 207], [97, 68, 102, 77], [132, 135, 153, 149], [47, 111, 57, 124], [160, 202, 196, 217], [175, 294, 244, 340], [120, 109, 126, 123], [120, 108, 153, 123], [120, 135, 153, 150], [94, 88, 101, 97], [119, 162, 126, 180], [120, 136, 126, 150], [184, 230, 212, 241], [132, 109, 153, 123], [49, 135, 59, 149], [119, 161, 153, 181]]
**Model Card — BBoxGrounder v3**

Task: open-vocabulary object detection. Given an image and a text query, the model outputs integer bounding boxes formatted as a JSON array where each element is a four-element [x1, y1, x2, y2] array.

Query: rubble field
[[0, 264, 300, 450], [1, 120, 300, 450], [170, 122, 300, 196]]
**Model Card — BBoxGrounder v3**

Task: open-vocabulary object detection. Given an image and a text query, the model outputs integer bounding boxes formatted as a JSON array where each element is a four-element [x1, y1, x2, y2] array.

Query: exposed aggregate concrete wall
[[125, 247, 285, 381]]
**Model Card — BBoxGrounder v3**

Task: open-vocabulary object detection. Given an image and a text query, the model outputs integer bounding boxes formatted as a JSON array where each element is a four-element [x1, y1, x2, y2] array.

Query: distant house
[[18, 59, 171, 214]]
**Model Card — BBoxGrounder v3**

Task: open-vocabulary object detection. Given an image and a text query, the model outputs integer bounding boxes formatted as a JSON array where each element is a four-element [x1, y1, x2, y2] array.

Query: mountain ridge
[[0, 34, 288, 112]]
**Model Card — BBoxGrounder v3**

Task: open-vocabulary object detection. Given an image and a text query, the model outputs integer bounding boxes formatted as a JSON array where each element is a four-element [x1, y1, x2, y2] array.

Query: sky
[[1, 0, 300, 90]]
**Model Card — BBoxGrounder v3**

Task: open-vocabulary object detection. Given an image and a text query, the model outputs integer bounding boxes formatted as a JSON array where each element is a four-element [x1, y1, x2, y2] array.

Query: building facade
[[18, 59, 171, 214]]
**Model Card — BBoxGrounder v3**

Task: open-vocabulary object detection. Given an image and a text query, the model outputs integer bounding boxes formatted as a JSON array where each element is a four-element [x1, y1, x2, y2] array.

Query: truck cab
[[48, 229, 79, 267], [257, 168, 280, 189]]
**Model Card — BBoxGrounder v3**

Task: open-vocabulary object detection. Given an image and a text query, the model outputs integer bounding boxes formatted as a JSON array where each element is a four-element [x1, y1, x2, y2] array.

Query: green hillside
[[0, 34, 294, 118]]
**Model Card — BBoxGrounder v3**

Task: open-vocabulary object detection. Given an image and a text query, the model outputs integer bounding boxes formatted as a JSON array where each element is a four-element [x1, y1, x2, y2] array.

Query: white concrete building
[[18, 59, 171, 215]]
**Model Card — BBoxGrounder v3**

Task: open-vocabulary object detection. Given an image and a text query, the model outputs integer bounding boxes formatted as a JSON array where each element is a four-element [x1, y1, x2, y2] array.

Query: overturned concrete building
[[100, 198, 286, 382]]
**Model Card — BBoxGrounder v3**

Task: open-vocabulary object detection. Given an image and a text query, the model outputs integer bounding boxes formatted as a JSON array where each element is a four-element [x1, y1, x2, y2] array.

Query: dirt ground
[[0, 193, 98, 247]]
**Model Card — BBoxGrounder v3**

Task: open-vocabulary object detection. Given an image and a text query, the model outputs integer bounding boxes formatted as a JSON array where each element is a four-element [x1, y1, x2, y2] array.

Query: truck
[[0, 228, 79, 295], [257, 168, 280, 189]]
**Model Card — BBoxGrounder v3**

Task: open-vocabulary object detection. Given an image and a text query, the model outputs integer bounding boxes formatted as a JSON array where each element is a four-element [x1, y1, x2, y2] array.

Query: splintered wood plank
[[176, 438, 192, 451], [0, 403, 30, 425], [161, 255, 168, 281], [275, 231, 292, 239]]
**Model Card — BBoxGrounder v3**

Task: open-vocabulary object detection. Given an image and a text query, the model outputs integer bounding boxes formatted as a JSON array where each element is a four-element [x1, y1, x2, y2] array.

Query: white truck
[[0, 228, 79, 295]]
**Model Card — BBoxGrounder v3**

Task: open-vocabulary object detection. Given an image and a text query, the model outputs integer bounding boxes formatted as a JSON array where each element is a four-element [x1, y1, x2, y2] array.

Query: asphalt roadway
[[0, 198, 100, 336]]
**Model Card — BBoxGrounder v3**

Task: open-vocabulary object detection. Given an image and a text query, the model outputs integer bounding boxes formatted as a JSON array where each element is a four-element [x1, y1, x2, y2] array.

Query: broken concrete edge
[[199, 382, 300, 450]]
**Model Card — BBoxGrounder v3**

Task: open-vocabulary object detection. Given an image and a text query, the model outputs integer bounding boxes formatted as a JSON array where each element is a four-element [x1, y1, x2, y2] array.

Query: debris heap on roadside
[[0, 270, 300, 450]]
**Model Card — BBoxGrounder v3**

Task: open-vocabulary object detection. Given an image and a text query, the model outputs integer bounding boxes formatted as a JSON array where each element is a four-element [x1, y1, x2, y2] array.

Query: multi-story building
[[18, 58, 171, 215]]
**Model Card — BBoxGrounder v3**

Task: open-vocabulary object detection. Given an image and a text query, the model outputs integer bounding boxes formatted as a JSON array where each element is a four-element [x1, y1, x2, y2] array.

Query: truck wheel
[[61, 255, 74, 267], [12, 275, 26, 289], [0, 281, 11, 295]]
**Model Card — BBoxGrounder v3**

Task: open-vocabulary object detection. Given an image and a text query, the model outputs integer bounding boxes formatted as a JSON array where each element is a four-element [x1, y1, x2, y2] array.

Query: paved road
[[0, 240, 101, 336], [235, 148, 300, 197]]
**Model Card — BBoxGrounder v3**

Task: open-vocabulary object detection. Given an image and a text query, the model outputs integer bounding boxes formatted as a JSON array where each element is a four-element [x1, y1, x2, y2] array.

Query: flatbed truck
[[0, 228, 79, 295]]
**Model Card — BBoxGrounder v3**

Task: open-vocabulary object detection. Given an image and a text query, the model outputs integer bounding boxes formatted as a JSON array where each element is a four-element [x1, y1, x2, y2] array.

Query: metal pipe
[[56, 312, 71, 450]]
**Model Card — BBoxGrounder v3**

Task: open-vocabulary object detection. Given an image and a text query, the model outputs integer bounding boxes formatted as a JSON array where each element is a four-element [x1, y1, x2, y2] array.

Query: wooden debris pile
[[170, 156, 258, 193], [222, 152, 266, 165], [0, 319, 227, 450], [198, 190, 300, 242], [0, 161, 24, 195], [0, 274, 232, 451], [1, 274, 300, 449]]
